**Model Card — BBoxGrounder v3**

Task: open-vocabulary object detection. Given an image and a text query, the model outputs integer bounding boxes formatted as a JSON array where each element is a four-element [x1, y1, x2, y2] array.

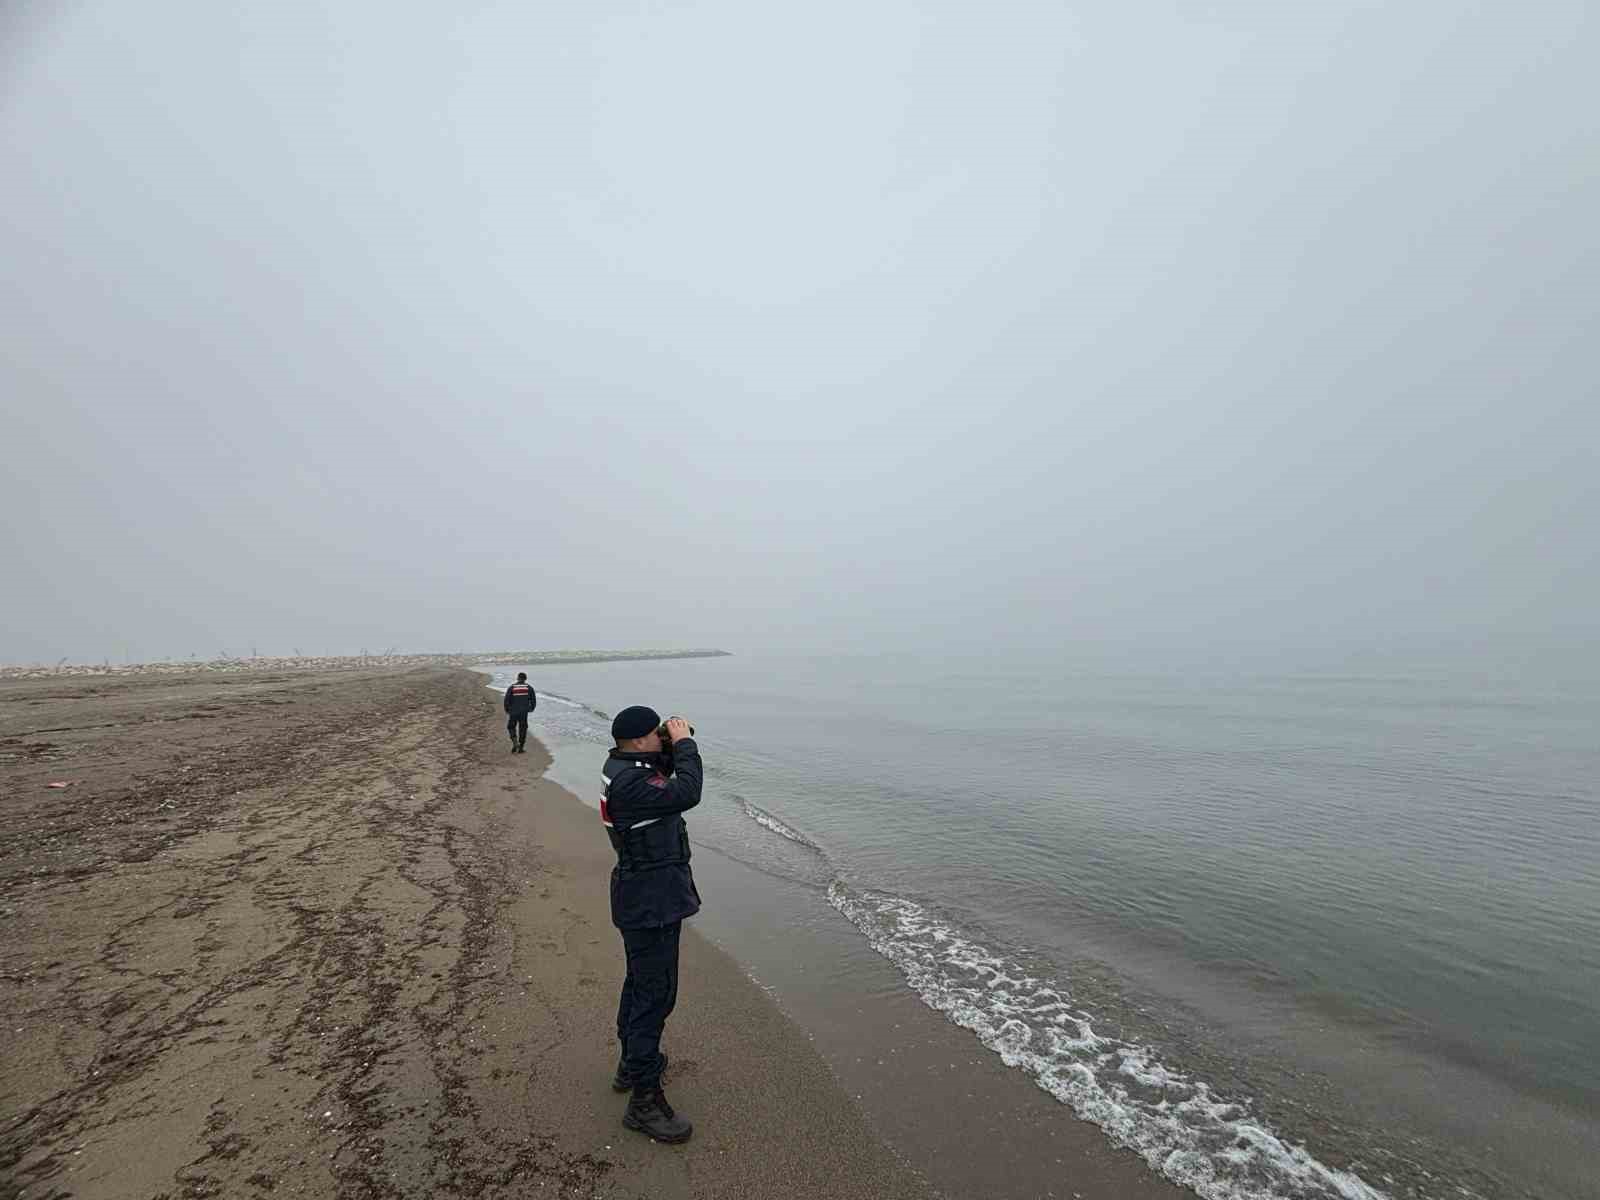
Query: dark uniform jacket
[[503, 681, 537, 715], [601, 739, 703, 930]]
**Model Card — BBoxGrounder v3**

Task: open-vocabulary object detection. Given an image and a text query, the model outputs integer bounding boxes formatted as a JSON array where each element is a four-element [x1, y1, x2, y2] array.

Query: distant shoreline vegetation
[[0, 649, 733, 680]]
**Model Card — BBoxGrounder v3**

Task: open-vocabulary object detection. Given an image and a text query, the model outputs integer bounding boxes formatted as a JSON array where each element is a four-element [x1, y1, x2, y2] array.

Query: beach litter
[[45, 781, 72, 789]]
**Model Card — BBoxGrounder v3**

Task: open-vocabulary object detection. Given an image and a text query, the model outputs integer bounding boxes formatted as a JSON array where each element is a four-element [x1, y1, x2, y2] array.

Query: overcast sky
[[2, 1, 1595, 663]]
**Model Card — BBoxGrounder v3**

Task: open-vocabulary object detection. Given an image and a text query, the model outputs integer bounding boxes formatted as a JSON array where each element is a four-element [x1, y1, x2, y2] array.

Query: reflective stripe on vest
[[602, 757, 679, 872]]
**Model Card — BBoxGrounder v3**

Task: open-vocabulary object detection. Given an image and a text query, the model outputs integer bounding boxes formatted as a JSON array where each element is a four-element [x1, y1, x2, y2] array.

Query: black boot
[[612, 1051, 668, 1093], [623, 1085, 692, 1143]]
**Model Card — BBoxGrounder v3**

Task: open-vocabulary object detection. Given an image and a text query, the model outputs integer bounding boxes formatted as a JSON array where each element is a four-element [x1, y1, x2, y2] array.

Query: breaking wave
[[733, 793, 820, 850], [727, 794, 1390, 1199], [530, 688, 610, 720], [827, 883, 1396, 1200]]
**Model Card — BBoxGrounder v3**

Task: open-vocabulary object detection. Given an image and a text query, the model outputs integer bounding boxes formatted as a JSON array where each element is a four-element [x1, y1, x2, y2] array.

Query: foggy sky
[[3, 1, 1596, 663]]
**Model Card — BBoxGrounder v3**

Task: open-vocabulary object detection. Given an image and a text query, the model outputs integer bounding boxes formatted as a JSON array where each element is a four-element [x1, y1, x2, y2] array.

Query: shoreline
[[490, 657, 1600, 1200], [0, 665, 933, 1199], [491, 668, 1192, 1200]]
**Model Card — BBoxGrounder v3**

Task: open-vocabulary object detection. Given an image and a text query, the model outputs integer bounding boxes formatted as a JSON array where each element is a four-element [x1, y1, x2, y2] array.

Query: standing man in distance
[[503, 672, 536, 753], [602, 705, 702, 1143]]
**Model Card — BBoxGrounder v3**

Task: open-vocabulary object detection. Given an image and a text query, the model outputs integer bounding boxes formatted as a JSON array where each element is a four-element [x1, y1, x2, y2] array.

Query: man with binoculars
[[601, 705, 702, 1143]]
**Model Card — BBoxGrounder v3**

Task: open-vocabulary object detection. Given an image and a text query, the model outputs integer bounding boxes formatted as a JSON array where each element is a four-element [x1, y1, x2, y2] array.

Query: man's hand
[[664, 717, 692, 743]]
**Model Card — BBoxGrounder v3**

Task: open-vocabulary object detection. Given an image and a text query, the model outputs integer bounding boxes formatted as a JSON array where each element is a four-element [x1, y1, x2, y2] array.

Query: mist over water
[[498, 644, 1600, 1200]]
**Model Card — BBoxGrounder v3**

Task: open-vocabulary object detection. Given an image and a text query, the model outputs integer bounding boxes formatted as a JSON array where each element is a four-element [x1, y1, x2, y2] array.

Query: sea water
[[488, 643, 1599, 1200]]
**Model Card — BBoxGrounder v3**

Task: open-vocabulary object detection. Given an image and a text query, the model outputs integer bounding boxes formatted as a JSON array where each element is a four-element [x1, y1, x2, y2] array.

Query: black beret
[[611, 705, 661, 741]]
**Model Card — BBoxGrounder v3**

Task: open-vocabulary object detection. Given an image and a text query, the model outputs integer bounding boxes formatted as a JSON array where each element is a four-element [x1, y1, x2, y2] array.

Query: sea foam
[[828, 883, 1398, 1200], [735, 793, 820, 850]]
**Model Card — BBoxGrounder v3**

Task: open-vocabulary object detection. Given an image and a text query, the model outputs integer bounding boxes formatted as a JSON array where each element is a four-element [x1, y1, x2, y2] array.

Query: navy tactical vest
[[601, 756, 692, 873]]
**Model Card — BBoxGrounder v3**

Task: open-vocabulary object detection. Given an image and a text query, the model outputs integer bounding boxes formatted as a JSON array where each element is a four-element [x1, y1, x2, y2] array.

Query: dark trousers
[[616, 921, 681, 1091], [506, 713, 528, 747]]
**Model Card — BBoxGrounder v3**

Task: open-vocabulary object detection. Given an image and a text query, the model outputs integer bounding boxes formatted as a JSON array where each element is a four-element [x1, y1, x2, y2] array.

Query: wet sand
[[0, 667, 933, 1199]]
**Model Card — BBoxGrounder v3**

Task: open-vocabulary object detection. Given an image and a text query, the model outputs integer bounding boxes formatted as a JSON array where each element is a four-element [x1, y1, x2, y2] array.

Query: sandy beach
[[0, 666, 936, 1199]]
